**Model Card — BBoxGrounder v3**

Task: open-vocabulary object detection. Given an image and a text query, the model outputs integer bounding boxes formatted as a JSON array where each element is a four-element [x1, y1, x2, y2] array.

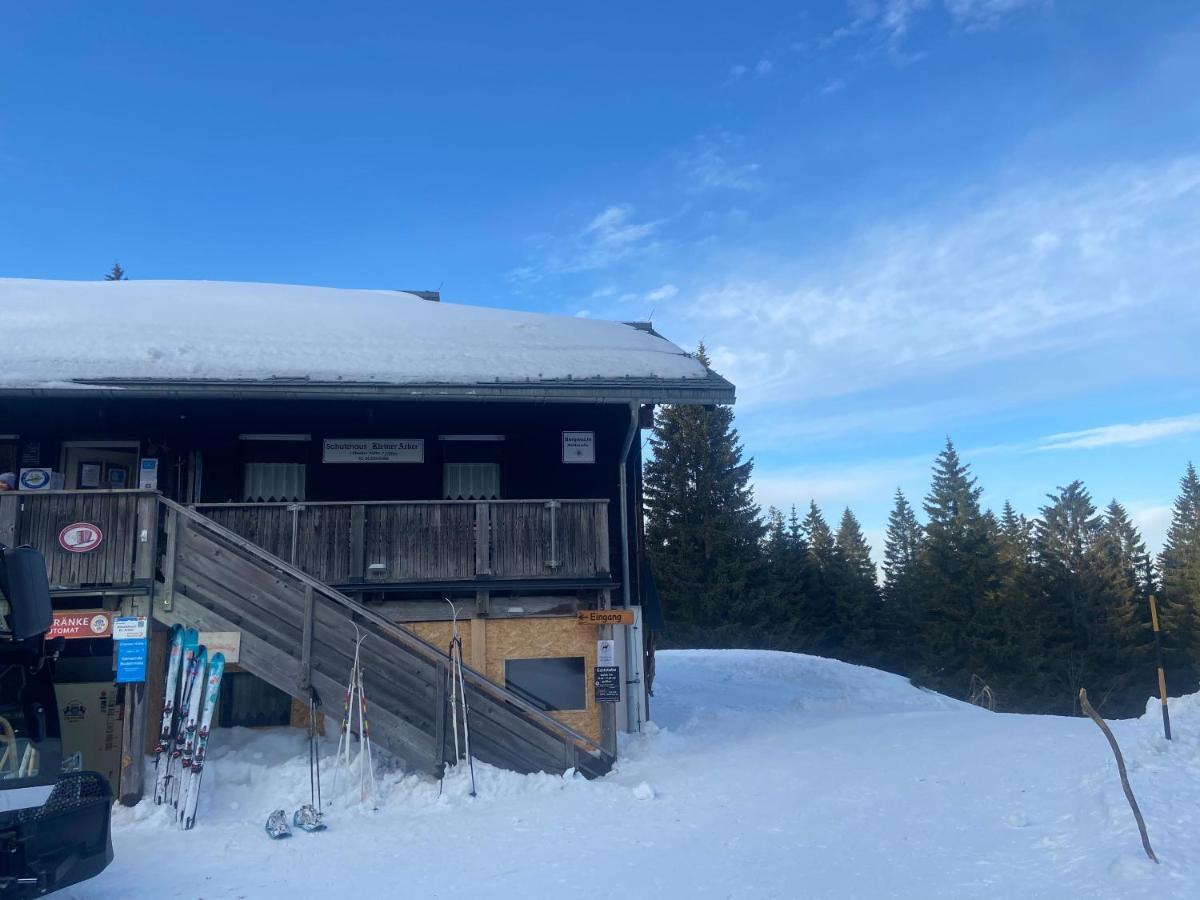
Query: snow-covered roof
[[0, 279, 732, 403]]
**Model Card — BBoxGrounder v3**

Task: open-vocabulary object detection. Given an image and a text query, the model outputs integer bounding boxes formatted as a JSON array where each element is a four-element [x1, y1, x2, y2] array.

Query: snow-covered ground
[[67, 650, 1199, 898]]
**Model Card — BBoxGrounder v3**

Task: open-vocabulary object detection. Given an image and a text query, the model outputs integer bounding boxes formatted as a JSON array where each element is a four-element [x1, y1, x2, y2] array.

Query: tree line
[[644, 383, 1200, 718]]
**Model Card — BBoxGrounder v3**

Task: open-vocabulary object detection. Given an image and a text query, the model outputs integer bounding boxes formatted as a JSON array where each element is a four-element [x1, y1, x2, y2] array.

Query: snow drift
[[71, 650, 1200, 898]]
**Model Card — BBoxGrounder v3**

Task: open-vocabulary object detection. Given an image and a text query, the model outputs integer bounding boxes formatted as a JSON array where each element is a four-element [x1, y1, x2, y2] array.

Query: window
[[243, 462, 305, 502], [443, 462, 500, 500], [504, 656, 587, 712]]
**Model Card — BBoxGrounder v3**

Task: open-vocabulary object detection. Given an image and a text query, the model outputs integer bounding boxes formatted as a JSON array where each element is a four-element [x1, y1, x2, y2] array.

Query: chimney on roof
[[405, 290, 440, 302]]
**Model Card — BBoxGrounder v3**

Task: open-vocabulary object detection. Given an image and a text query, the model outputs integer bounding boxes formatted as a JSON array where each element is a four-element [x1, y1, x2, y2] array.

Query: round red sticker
[[59, 522, 104, 553]]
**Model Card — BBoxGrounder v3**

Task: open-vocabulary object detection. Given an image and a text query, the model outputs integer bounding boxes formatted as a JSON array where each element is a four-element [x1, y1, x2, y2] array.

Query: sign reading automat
[[562, 431, 595, 464], [322, 439, 424, 464]]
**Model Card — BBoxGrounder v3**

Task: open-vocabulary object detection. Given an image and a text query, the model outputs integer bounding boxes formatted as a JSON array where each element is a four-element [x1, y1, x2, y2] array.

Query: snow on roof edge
[[1, 278, 727, 399]]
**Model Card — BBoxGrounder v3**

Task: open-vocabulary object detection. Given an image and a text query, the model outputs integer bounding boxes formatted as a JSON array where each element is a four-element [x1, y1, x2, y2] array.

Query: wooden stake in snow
[[1078, 688, 1158, 864]]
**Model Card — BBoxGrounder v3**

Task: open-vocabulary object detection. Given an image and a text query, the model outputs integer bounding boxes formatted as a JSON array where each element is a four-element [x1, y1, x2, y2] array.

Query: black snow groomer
[[0, 544, 114, 897]]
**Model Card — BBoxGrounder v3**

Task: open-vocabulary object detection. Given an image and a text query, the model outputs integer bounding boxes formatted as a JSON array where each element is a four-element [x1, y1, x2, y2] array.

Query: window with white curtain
[[442, 462, 500, 500], [243, 462, 306, 502]]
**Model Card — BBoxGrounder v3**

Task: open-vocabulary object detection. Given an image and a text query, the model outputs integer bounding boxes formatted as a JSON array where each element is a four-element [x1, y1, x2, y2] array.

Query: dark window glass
[[504, 656, 586, 712]]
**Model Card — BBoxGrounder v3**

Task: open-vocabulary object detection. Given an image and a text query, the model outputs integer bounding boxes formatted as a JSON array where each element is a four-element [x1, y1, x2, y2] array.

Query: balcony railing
[[0, 489, 159, 591], [190, 499, 611, 586]]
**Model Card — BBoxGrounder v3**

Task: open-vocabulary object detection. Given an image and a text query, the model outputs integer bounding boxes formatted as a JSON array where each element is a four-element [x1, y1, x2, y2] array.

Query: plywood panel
[[401, 617, 601, 745], [486, 618, 602, 745]]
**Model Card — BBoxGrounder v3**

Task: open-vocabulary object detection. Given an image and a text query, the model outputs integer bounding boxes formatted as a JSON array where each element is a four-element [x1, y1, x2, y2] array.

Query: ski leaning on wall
[[153, 625, 186, 805], [180, 652, 226, 830], [151, 626, 226, 829]]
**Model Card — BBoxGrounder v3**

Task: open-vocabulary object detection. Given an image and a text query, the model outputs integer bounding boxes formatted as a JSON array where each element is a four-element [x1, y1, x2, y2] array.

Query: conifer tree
[[982, 501, 1041, 709], [644, 345, 765, 647], [881, 489, 922, 672], [916, 439, 997, 694], [798, 501, 842, 654], [1032, 481, 1150, 714], [1158, 463, 1200, 692], [105, 261, 126, 281], [763, 506, 813, 649], [835, 508, 882, 666]]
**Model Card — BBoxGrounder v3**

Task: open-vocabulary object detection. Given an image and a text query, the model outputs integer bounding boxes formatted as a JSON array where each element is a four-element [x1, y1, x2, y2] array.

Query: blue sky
[[3, 1, 1199, 554]]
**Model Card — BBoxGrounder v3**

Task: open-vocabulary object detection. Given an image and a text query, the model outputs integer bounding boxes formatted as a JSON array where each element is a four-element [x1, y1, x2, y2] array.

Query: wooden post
[[161, 505, 179, 611], [0, 493, 19, 546], [133, 493, 159, 585], [118, 594, 151, 806], [1079, 688, 1158, 863], [599, 589, 617, 757], [433, 665, 448, 777], [474, 503, 491, 576], [1148, 595, 1172, 740], [299, 584, 315, 690], [545, 500, 560, 570], [349, 503, 366, 582]]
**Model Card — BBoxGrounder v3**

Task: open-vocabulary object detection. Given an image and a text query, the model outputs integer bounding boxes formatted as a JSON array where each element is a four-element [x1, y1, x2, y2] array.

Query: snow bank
[[71, 650, 1200, 898], [0, 278, 707, 387]]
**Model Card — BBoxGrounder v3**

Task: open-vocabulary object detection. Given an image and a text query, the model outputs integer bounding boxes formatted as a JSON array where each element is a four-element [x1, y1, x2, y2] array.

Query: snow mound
[[0, 278, 707, 388], [75, 649, 1200, 899]]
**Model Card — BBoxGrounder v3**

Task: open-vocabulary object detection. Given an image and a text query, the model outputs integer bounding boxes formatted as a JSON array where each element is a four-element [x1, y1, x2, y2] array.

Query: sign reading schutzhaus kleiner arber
[[322, 439, 424, 464]]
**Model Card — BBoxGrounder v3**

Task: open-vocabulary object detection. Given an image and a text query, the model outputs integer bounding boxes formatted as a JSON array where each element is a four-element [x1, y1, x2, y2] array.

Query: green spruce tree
[[1158, 463, 1200, 693], [644, 345, 766, 648], [105, 261, 126, 281], [881, 489, 922, 673], [799, 501, 842, 655], [835, 508, 882, 666], [916, 439, 997, 696]]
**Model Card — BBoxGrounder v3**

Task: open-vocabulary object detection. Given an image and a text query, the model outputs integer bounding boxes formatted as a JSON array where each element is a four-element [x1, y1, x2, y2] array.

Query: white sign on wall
[[562, 431, 595, 464], [199, 631, 242, 665], [112, 616, 148, 641], [138, 458, 159, 490], [597, 639, 616, 668], [322, 439, 424, 464]]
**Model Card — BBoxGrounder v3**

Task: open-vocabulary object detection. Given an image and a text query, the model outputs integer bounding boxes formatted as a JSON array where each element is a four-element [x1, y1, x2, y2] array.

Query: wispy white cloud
[[645, 284, 678, 303], [509, 205, 665, 283], [680, 132, 765, 192], [657, 157, 1200, 411], [1038, 414, 1200, 451], [943, 0, 1043, 30], [820, 77, 847, 96], [755, 59, 774, 76], [849, 0, 1039, 42]]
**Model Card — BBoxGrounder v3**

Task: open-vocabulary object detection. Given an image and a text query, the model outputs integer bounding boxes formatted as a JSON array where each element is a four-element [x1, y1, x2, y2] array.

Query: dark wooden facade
[[1, 395, 643, 602]]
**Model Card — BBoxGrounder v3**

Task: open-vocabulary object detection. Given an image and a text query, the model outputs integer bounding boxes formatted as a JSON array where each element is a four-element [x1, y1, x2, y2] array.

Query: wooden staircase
[[153, 498, 615, 780]]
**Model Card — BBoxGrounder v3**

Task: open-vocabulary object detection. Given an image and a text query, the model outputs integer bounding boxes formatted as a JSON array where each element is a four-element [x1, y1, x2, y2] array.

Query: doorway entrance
[[60, 442, 140, 490]]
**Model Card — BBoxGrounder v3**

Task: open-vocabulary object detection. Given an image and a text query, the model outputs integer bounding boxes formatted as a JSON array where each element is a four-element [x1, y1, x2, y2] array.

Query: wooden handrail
[[160, 497, 609, 758], [9, 489, 160, 496], [191, 498, 609, 508]]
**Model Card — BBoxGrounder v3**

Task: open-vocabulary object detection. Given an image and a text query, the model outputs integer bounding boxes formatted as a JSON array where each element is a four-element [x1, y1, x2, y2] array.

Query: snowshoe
[[265, 809, 293, 839], [293, 804, 327, 833]]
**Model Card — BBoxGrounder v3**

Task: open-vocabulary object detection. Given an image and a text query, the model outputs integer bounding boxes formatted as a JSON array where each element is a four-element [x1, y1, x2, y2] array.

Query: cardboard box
[[57, 681, 122, 790]]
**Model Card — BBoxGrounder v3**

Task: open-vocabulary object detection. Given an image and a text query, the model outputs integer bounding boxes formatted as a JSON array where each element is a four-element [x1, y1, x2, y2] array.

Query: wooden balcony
[[0, 489, 159, 592], [190, 499, 611, 587]]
